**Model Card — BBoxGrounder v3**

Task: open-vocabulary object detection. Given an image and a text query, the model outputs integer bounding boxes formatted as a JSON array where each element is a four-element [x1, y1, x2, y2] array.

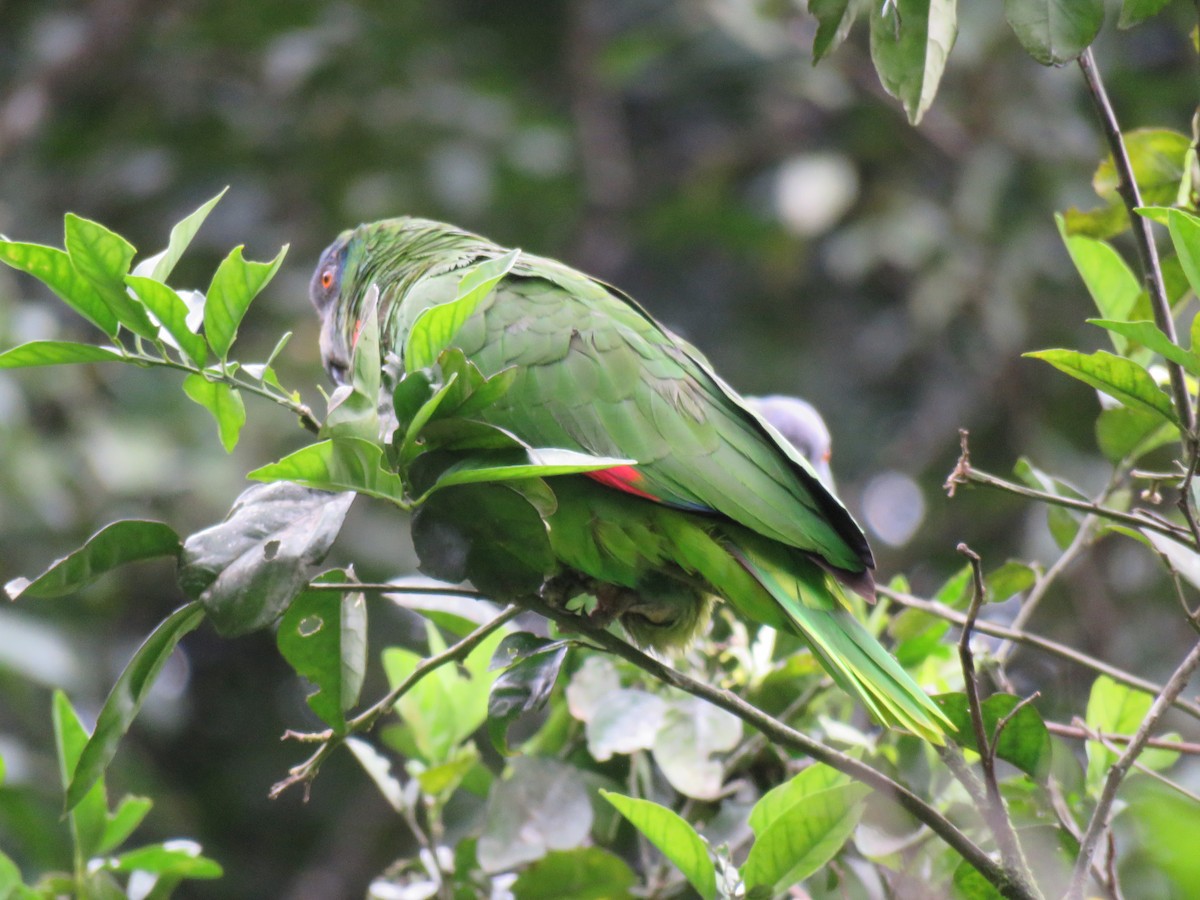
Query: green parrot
[[311, 218, 949, 742]]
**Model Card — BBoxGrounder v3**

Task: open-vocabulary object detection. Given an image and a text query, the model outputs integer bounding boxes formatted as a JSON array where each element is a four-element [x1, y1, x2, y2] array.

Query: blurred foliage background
[[0, 1, 1196, 896]]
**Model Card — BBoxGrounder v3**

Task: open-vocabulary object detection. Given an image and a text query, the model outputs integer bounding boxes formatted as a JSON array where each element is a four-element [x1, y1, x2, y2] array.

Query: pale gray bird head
[[747, 394, 835, 489]]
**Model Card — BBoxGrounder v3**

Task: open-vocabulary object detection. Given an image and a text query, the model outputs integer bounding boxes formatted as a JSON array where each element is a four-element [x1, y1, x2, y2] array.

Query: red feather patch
[[586, 465, 659, 502]]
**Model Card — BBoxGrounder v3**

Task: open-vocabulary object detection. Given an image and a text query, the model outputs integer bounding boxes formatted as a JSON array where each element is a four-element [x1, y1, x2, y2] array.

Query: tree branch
[[516, 595, 1039, 900], [1067, 638, 1200, 899]]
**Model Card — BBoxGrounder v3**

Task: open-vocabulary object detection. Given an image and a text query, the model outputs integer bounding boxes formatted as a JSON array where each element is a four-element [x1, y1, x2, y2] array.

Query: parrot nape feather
[[311, 217, 950, 742]]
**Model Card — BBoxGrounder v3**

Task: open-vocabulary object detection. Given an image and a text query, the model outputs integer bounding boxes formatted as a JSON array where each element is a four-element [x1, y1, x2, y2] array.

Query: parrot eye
[[320, 270, 335, 290]]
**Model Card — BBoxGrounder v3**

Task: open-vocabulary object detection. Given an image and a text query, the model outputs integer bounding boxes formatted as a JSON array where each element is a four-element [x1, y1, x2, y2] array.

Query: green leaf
[[1023, 348, 1178, 425], [1086, 675, 1158, 790], [0, 850, 21, 896], [600, 792, 715, 900], [276, 572, 367, 735], [868, 0, 957, 125], [100, 842, 222, 879], [97, 795, 153, 855], [1058, 220, 1142, 347], [412, 483, 555, 601], [742, 781, 870, 892], [934, 692, 1053, 782], [749, 763, 850, 833], [953, 858, 1006, 899], [149, 188, 228, 282], [52, 691, 108, 858], [0, 241, 119, 337], [179, 483, 355, 636], [1166, 208, 1200, 301], [125, 276, 208, 366], [421, 447, 637, 497], [202, 244, 287, 361], [487, 635, 570, 755], [5, 520, 181, 601], [811, 0, 863, 62], [1095, 131, 1189, 207], [0, 340, 124, 369], [510, 847, 636, 900], [248, 438, 406, 504], [1095, 406, 1177, 463], [1003, 0, 1103, 65], [986, 560, 1038, 604], [405, 249, 520, 372], [63, 214, 157, 341], [67, 603, 205, 811], [182, 374, 245, 452], [1088, 319, 1200, 376]]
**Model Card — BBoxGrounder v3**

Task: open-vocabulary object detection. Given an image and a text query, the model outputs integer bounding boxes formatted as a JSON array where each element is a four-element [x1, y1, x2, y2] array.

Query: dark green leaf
[[412, 483, 555, 600], [811, 0, 863, 62], [100, 843, 222, 879], [405, 249, 519, 373], [933, 692, 1053, 782], [1024, 348, 1178, 425], [125, 276, 208, 366], [510, 848, 636, 900], [1003, 0, 1103, 65], [182, 374, 245, 453], [0, 341, 124, 369], [67, 604, 205, 811], [248, 438, 406, 505], [742, 781, 870, 892], [600, 791, 715, 900], [52, 691, 108, 858], [179, 483, 355, 636], [202, 244, 287, 361], [1088, 319, 1200, 376], [0, 241, 118, 337], [276, 572, 367, 734], [5, 520, 180, 601], [489, 632, 564, 671], [868, 0, 957, 125], [487, 639, 569, 754], [392, 369, 435, 432], [149, 188, 227, 282], [63, 214, 157, 341]]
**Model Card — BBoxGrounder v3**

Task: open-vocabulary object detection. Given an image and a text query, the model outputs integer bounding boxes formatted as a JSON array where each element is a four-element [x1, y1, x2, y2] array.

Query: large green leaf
[[202, 244, 287, 361], [1166, 208, 1200, 301], [0, 340, 124, 369], [0, 241, 118, 337], [182, 374, 246, 453], [125, 276, 208, 366], [1088, 319, 1200, 376], [601, 792, 716, 900], [53, 691, 108, 858], [148, 188, 228, 282], [742, 781, 870, 892], [1003, 0, 1103, 65], [1084, 675, 1176, 789], [249, 438, 407, 504], [67, 603, 206, 811], [276, 572, 367, 735], [933, 692, 1053, 782], [405, 249, 519, 372], [1023, 348, 1178, 425], [63, 214, 157, 341], [748, 763, 851, 833], [179, 483, 355, 636], [5, 520, 181, 601], [1057, 220, 1141, 350], [1095, 406, 1176, 463], [868, 0, 957, 125]]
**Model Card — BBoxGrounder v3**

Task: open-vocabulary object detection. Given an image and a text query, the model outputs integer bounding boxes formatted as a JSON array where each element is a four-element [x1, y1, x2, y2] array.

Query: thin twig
[[515, 595, 1040, 900], [1077, 48, 1194, 435], [1044, 721, 1200, 755], [956, 546, 1039, 898], [879, 586, 1200, 722], [1067, 638, 1200, 899], [269, 605, 521, 799]]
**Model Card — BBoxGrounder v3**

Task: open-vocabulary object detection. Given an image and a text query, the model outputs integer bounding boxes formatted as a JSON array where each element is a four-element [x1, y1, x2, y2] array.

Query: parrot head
[[310, 229, 354, 386]]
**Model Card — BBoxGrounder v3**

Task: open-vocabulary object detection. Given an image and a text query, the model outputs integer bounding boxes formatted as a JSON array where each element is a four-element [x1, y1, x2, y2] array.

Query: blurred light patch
[[862, 471, 925, 547], [0, 610, 83, 688], [508, 125, 572, 178], [774, 153, 859, 237], [427, 142, 493, 218]]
